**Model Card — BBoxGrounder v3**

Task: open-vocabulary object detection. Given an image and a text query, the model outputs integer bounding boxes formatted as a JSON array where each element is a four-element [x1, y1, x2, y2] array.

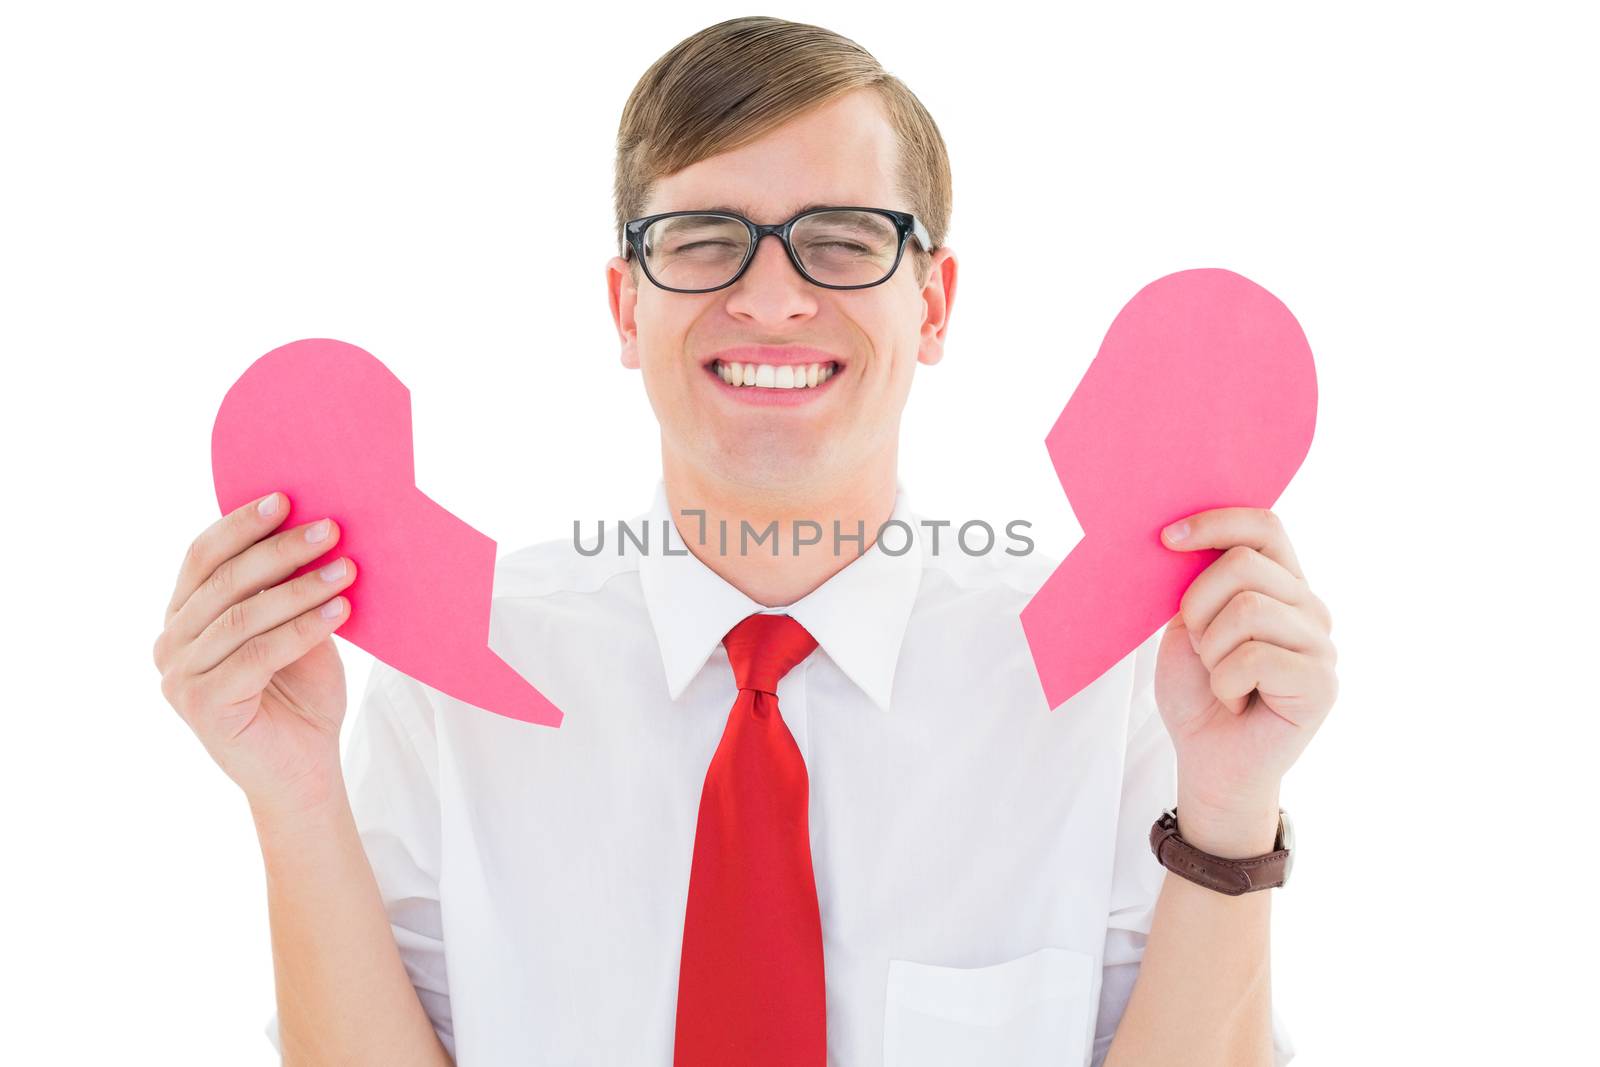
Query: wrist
[[1173, 790, 1282, 859], [248, 772, 351, 838]]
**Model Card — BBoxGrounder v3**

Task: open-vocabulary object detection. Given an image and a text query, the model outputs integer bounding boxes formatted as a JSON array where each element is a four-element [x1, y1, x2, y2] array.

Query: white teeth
[[713, 360, 837, 389]]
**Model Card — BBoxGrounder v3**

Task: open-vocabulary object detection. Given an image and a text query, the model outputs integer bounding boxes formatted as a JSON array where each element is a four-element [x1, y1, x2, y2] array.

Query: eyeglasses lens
[[641, 210, 900, 290]]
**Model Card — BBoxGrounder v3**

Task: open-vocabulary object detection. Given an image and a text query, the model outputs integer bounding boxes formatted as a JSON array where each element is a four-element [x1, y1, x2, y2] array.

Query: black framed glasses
[[622, 206, 934, 293]]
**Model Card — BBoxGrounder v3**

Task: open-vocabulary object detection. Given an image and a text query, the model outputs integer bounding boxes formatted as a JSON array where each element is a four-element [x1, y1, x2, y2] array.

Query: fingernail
[[1189, 630, 1200, 653], [306, 519, 330, 543], [258, 493, 279, 518], [319, 559, 347, 582], [320, 597, 344, 619], [1164, 521, 1190, 544]]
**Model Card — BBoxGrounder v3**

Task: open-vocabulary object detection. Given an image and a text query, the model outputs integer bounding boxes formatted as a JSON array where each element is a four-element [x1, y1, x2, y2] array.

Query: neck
[[660, 448, 899, 607]]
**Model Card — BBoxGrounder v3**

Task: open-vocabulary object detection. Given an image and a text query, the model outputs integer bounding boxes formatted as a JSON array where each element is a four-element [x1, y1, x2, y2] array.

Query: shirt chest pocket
[[882, 945, 1097, 1067]]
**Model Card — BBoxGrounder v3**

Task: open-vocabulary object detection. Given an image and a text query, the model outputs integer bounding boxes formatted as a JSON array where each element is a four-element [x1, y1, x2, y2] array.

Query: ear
[[916, 247, 958, 367], [606, 255, 641, 370]]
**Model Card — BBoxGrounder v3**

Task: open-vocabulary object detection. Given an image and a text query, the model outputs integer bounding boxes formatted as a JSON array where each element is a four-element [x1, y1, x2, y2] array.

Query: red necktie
[[674, 611, 827, 1066]]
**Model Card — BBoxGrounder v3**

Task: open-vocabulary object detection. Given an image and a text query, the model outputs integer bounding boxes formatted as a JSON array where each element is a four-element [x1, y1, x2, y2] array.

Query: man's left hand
[[1155, 507, 1338, 854]]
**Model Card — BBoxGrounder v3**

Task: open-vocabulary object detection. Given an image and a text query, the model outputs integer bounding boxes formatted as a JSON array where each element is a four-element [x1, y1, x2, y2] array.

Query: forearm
[[1102, 796, 1280, 1067], [253, 782, 453, 1067]]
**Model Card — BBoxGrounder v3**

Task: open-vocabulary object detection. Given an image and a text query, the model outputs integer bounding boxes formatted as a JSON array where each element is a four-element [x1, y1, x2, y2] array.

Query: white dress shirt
[[266, 475, 1294, 1065]]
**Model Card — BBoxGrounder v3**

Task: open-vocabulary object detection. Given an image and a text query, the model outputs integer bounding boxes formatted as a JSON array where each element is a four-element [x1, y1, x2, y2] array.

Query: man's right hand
[[152, 491, 359, 818]]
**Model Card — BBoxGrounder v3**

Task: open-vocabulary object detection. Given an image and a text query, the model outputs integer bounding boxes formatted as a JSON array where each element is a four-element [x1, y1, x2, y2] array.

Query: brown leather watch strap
[[1148, 807, 1292, 896]]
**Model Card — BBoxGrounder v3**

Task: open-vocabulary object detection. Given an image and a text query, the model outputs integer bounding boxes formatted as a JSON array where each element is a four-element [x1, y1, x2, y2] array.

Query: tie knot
[[722, 612, 818, 695]]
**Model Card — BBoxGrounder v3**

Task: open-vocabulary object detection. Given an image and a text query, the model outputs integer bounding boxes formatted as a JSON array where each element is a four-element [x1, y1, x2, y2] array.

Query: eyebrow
[[691, 202, 845, 220]]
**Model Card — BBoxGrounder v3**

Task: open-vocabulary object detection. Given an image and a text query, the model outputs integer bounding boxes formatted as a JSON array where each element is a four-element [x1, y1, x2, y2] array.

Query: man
[[153, 16, 1334, 1066]]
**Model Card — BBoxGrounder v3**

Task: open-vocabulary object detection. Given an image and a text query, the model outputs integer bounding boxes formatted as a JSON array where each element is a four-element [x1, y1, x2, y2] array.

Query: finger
[[190, 594, 352, 712], [164, 515, 343, 655], [1178, 544, 1311, 645], [165, 492, 291, 625], [1306, 588, 1334, 636], [186, 553, 358, 675], [1163, 506, 1303, 579], [1209, 640, 1333, 724], [1193, 588, 1334, 674]]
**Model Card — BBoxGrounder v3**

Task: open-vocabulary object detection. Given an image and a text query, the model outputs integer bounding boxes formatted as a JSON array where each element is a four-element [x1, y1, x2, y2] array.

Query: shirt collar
[[636, 475, 924, 713]]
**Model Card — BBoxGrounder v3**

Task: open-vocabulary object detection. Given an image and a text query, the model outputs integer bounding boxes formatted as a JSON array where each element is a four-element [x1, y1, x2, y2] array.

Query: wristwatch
[[1148, 806, 1294, 896]]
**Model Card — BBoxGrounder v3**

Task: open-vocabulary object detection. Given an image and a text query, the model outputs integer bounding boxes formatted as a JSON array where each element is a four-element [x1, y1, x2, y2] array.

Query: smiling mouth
[[708, 359, 841, 390]]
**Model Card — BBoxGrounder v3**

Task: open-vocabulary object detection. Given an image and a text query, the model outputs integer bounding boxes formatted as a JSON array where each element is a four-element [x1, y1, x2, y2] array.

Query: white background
[[3, 2, 1595, 1063]]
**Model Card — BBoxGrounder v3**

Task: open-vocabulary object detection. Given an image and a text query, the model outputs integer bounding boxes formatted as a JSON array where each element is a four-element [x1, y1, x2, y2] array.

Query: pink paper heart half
[[211, 338, 563, 728], [1021, 268, 1317, 709]]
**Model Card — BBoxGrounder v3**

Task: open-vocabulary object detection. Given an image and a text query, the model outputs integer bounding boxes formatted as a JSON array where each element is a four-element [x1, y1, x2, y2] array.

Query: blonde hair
[[613, 16, 951, 289]]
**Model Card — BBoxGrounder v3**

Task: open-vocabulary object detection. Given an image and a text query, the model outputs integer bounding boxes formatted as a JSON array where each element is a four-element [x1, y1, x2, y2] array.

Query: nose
[[722, 232, 818, 321]]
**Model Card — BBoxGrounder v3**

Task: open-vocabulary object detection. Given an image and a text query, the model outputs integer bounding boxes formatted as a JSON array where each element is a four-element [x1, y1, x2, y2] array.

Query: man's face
[[607, 87, 956, 499]]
